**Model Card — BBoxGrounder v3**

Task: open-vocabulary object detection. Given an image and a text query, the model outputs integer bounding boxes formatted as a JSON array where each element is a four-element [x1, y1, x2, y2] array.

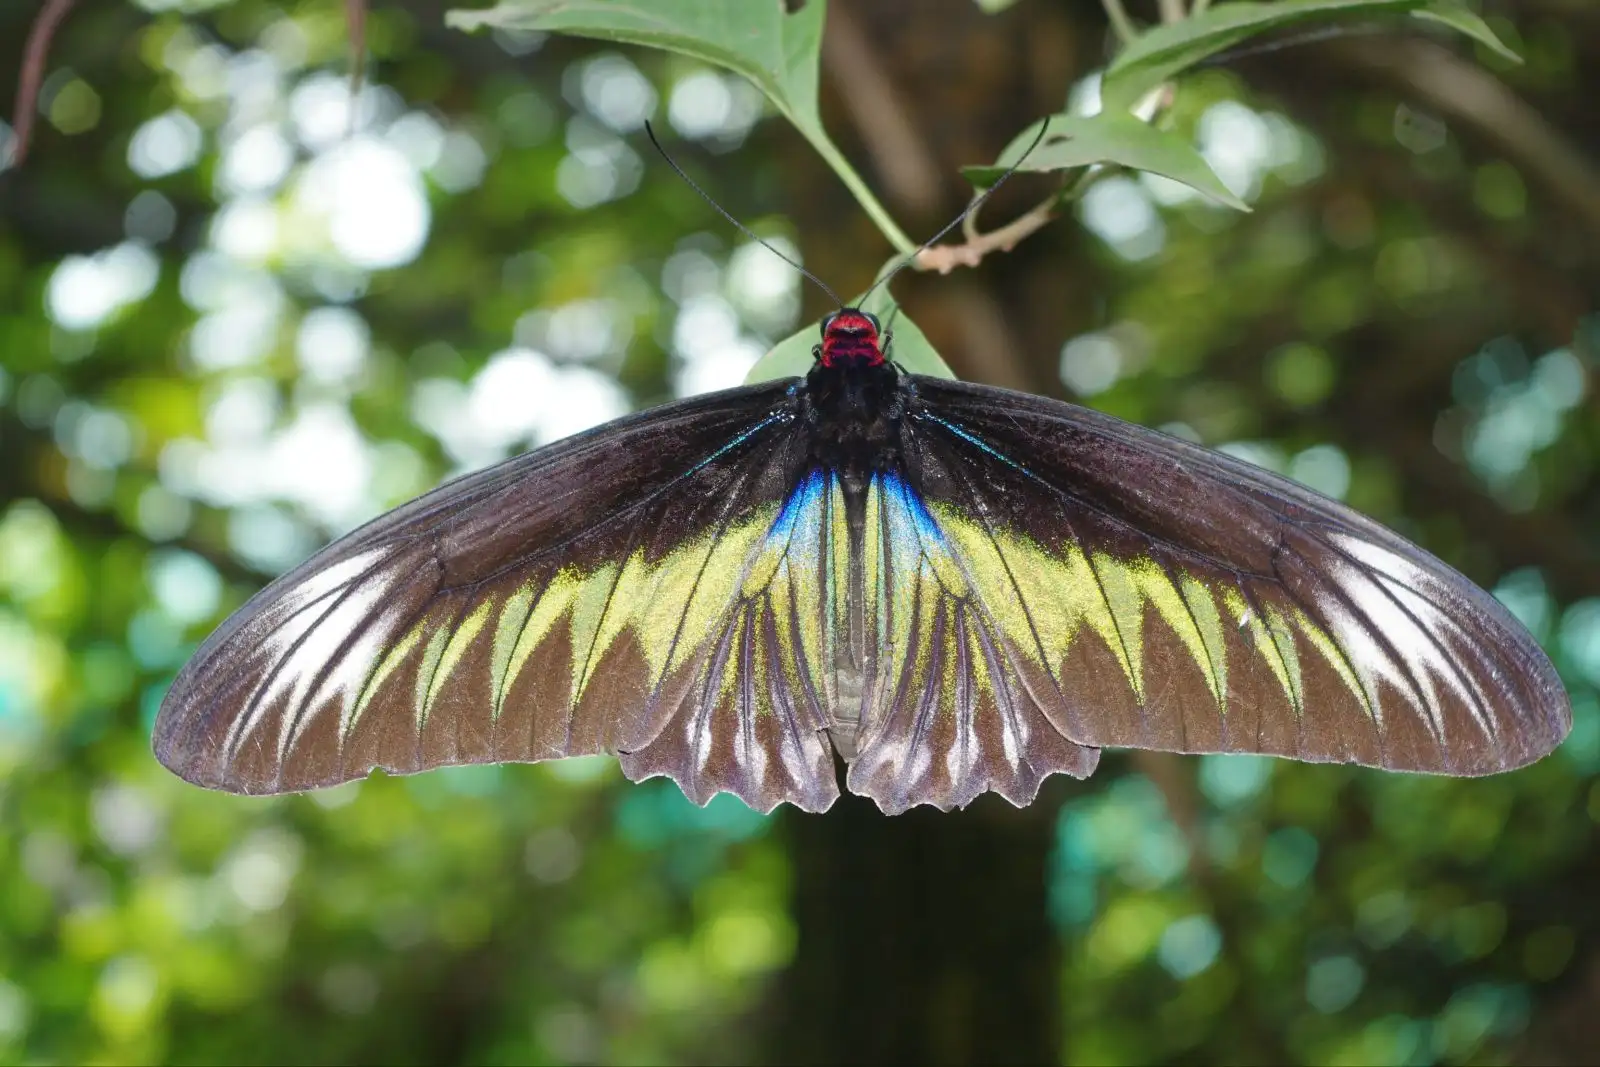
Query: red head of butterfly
[[817, 309, 886, 369]]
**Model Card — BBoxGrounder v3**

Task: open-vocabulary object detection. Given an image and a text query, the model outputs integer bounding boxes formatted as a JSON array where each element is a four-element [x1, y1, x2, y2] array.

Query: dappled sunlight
[[0, 0, 1595, 1064]]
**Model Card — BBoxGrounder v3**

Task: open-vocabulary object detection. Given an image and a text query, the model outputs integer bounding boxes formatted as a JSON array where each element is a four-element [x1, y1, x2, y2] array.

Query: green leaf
[[1415, 1, 1522, 64], [745, 300, 955, 384], [878, 312, 955, 379], [1100, 0, 1518, 114], [447, 0, 916, 252], [974, 0, 1022, 11], [745, 327, 816, 383], [962, 113, 1249, 211]]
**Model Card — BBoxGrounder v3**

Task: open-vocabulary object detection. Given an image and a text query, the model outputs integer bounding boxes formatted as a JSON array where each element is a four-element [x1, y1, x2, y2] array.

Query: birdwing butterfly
[[153, 305, 1569, 814]]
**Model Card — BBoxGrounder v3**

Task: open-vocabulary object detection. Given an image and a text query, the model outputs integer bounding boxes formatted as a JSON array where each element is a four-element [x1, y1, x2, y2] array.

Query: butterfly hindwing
[[618, 468, 840, 812], [153, 383, 842, 814], [845, 468, 1101, 814], [888, 377, 1569, 777]]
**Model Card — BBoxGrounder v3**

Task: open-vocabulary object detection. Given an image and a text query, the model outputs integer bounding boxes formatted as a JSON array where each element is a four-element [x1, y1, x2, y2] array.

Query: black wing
[[153, 382, 843, 814], [844, 376, 1567, 806]]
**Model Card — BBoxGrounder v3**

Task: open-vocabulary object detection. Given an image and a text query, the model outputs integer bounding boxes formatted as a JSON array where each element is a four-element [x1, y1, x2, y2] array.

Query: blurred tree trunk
[[777, 791, 1067, 1065], [769, 2, 1095, 1063]]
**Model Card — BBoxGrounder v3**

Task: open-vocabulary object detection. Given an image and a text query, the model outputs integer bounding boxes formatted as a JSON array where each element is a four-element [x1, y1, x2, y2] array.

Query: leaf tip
[[444, 8, 490, 32]]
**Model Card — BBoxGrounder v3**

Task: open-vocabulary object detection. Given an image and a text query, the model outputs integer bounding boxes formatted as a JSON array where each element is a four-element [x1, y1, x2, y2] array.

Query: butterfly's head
[[817, 308, 886, 369]]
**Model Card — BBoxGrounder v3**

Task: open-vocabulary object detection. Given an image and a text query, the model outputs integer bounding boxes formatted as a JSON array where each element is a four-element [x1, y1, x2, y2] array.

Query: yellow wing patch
[[924, 502, 1366, 720]]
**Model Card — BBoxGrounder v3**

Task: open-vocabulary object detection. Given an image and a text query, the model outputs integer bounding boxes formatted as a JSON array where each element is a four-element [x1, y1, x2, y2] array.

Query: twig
[[917, 197, 1056, 274], [1158, 0, 1187, 24], [344, 0, 368, 137], [933, 166, 1098, 274], [812, 2, 1038, 391], [1100, 0, 1138, 45], [961, 191, 984, 244], [7, 0, 77, 168]]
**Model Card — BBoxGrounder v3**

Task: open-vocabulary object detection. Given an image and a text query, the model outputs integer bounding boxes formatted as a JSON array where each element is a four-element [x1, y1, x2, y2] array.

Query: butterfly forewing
[[153, 383, 842, 813], [889, 378, 1569, 776]]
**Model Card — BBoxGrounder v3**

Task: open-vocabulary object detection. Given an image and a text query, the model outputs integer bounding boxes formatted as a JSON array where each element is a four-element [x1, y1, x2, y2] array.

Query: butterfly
[[152, 301, 1572, 814]]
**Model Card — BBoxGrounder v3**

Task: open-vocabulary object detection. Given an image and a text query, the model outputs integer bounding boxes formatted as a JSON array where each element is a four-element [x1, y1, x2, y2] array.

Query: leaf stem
[[1158, 0, 1188, 24], [794, 117, 918, 254], [1100, 0, 1138, 45]]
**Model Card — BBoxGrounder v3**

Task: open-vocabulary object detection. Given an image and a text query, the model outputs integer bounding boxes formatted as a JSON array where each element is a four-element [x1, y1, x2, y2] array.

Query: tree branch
[[6, 0, 76, 168], [821, 1, 945, 218], [1334, 36, 1600, 244]]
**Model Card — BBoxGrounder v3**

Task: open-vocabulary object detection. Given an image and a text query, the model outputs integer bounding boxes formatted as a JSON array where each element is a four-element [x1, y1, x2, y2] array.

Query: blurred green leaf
[[747, 327, 817, 383], [447, 1, 821, 113], [4, 2, 1593, 1064], [746, 302, 954, 384], [1100, 0, 1521, 113], [962, 112, 1248, 210], [1415, 1, 1523, 64], [974, 0, 1023, 11], [446, 0, 917, 252]]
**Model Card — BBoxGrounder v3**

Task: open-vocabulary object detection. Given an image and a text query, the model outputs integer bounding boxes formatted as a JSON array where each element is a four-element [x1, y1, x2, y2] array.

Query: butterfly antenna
[[883, 301, 903, 334], [858, 115, 1053, 308], [644, 121, 845, 308]]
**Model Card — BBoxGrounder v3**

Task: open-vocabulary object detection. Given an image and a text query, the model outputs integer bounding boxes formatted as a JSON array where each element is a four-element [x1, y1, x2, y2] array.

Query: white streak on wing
[[735, 612, 768, 790], [1310, 592, 1390, 734], [905, 744, 932, 793], [734, 690, 767, 792], [944, 694, 975, 786], [272, 548, 391, 618], [974, 619, 1024, 771], [1329, 534, 1436, 591], [219, 549, 393, 764], [269, 579, 395, 764], [1328, 560, 1448, 742], [328, 607, 404, 740], [1382, 579, 1495, 740], [1329, 534, 1493, 739], [691, 691, 716, 773], [997, 656, 1022, 770], [223, 602, 321, 761]]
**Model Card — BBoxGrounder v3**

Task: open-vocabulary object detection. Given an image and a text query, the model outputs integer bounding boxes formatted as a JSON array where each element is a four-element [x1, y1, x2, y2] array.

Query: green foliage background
[[1, 0, 1597, 1063]]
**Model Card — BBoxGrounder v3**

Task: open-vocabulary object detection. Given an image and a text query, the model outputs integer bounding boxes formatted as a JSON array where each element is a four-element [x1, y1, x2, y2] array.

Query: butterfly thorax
[[803, 353, 905, 472]]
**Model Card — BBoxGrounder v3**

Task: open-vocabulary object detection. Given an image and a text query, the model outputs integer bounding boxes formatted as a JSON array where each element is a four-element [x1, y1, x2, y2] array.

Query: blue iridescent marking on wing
[[771, 467, 828, 545], [914, 413, 1030, 475], [881, 471, 949, 552], [871, 470, 968, 605]]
